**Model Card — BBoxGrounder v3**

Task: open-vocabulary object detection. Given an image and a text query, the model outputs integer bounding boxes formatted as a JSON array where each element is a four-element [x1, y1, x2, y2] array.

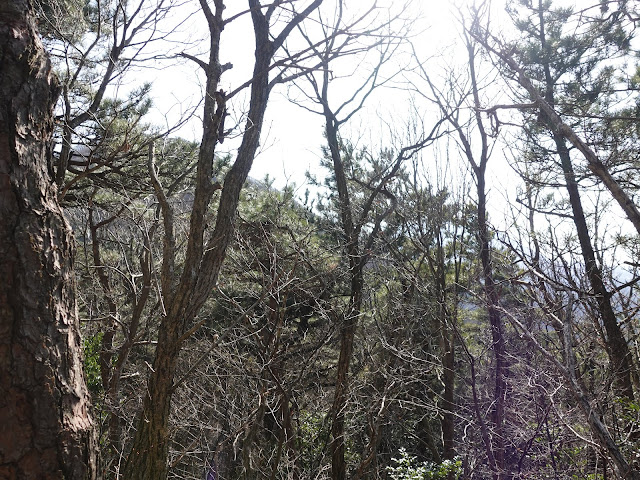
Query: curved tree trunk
[[122, 1, 324, 477], [122, 13, 272, 478], [0, 1, 97, 478]]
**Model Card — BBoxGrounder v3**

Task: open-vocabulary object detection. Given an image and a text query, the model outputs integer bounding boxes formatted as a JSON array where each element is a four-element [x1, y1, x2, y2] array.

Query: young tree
[[415, 15, 510, 477], [291, 5, 444, 473], [0, 1, 96, 478]]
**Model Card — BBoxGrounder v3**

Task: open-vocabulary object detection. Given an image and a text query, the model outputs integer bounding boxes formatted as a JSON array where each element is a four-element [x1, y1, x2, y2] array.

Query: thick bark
[[0, 1, 96, 478]]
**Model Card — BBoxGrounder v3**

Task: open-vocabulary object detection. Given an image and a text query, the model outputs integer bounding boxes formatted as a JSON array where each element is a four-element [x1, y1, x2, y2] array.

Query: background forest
[[3, 0, 640, 479]]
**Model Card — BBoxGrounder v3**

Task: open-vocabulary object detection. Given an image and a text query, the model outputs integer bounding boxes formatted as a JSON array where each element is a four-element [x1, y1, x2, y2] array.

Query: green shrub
[[387, 449, 462, 480], [83, 332, 103, 395]]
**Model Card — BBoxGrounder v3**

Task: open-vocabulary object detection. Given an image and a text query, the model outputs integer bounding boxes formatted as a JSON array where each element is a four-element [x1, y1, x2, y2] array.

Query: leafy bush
[[83, 331, 103, 395], [387, 449, 462, 480]]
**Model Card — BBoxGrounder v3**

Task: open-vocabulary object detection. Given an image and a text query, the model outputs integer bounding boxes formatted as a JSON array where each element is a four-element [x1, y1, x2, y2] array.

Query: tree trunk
[[471, 32, 640, 237], [432, 235, 456, 460], [440, 322, 456, 460], [0, 2, 97, 478], [477, 179, 508, 480], [122, 318, 182, 479], [329, 222, 363, 480], [122, 0, 324, 475], [552, 133, 634, 400], [329, 297, 361, 480], [324, 111, 363, 480], [536, 8, 633, 397]]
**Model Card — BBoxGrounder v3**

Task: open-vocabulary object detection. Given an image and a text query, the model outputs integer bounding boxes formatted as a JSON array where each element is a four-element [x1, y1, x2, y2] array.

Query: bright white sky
[[117, 0, 639, 271], [143, 0, 615, 241], [146, 0, 478, 191]]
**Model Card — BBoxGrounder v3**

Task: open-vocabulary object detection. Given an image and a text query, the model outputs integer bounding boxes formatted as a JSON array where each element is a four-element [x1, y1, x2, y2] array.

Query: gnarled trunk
[[122, 1, 324, 477]]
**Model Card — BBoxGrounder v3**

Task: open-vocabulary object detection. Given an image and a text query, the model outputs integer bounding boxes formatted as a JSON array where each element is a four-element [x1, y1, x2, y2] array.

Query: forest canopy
[[1, 0, 640, 479]]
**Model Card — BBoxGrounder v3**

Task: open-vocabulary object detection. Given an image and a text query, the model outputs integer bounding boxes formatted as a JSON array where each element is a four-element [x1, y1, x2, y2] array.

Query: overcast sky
[[144, 0, 471, 191]]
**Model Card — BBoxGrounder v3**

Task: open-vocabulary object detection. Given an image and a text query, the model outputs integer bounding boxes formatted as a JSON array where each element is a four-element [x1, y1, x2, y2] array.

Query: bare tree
[[32, 2, 200, 466], [413, 12, 511, 477], [120, 1, 337, 478], [288, 3, 449, 476]]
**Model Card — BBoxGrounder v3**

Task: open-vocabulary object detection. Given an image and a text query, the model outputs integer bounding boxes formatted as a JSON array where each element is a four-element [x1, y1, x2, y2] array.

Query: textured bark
[[121, 2, 241, 476], [0, 1, 97, 478], [122, 1, 323, 477]]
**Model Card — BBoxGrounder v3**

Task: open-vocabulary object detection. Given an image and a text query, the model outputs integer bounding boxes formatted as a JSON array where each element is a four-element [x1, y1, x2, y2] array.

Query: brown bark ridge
[[0, 1, 97, 479]]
